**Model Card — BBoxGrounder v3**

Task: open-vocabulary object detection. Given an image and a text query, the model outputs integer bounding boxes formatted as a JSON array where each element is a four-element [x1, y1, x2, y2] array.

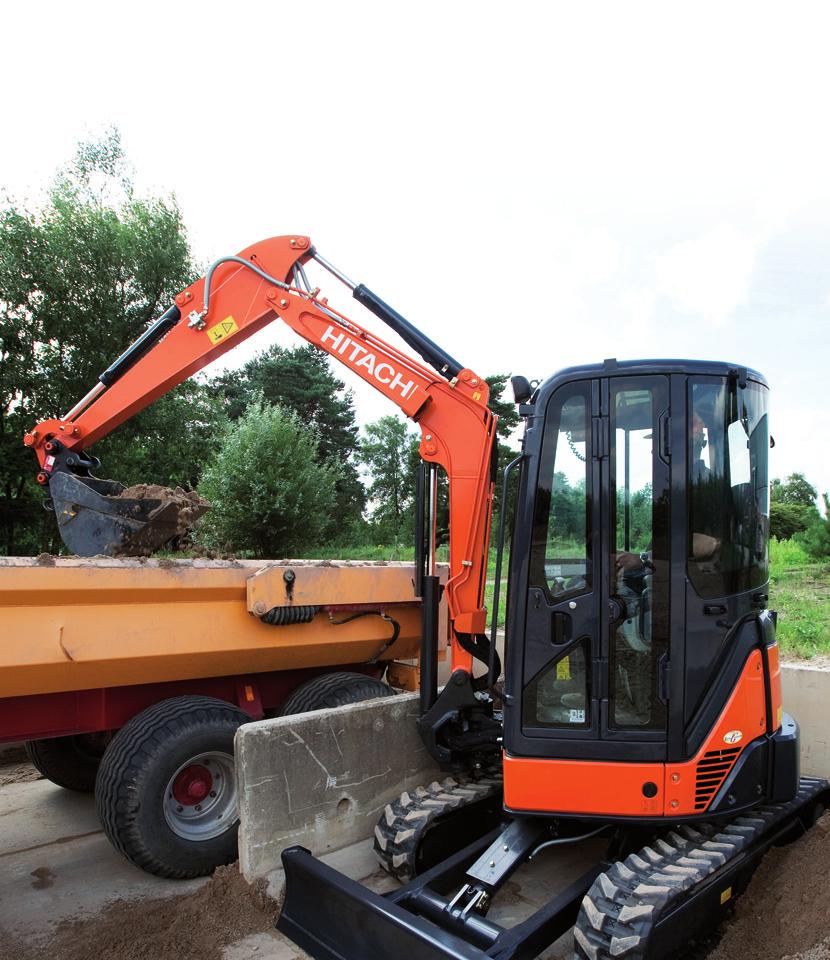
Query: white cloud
[[654, 225, 759, 326]]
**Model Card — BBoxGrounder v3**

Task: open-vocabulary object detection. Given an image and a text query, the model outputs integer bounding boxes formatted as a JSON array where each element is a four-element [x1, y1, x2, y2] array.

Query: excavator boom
[[25, 235, 498, 675]]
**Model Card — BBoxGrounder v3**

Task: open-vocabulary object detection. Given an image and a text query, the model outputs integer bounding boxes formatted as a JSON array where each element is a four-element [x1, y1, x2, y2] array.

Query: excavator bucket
[[47, 471, 210, 557]]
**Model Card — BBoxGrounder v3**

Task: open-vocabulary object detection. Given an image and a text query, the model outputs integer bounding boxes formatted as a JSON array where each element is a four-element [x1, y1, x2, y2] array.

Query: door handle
[[552, 612, 571, 646], [608, 596, 626, 624]]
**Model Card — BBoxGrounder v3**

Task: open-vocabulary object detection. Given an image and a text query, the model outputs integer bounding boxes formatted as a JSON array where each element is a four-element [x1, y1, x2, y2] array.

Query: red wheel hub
[[171, 764, 213, 806]]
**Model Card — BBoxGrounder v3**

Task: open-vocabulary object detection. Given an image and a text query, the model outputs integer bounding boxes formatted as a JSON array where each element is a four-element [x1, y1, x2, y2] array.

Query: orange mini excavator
[[27, 236, 828, 960]]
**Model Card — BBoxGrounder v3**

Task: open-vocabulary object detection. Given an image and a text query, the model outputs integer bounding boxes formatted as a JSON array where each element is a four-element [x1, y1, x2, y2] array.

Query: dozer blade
[[48, 471, 210, 557], [278, 846, 485, 960], [279, 777, 830, 960], [278, 835, 602, 960]]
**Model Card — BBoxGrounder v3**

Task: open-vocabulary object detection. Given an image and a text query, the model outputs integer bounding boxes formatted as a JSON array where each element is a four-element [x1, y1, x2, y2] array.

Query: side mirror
[[511, 375, 532, 404]]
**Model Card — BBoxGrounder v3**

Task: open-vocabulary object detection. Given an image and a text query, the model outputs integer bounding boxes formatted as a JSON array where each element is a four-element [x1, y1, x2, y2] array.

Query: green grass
[[299, 543, 452, 563], [317, 538, 830, 658], [769, 538, 830, 659]]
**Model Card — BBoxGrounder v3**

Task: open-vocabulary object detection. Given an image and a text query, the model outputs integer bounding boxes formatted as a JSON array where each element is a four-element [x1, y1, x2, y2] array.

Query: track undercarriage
[[278, 775, 829, 960]]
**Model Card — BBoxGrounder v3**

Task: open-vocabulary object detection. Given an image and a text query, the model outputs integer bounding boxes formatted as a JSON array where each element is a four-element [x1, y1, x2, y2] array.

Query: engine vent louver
[[694, 747, 741, 811]]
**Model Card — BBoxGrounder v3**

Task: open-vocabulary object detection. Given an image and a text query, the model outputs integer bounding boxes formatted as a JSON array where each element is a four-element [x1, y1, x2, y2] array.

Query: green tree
[[485, 373, 521, 441], [197, 402, 339, 556], [798, 494, 830, 559], [359, 376, 522, 551], [769, 473, 819, 541], [485, 374, 521, 544], [771, 473, 818, 506], [0, 129, 220, 554], [211, 344, 365, 531], [359, 415, 417, 543], [770, 501, 818, 541], [96, 383, 226, 489]]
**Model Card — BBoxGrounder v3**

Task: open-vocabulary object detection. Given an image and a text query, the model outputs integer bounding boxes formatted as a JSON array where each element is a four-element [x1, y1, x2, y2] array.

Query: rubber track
[[279, 671, 393, 716], [373, 771, 503, 882], [574, 777, 827, 960], [95, 696, 247, 879]]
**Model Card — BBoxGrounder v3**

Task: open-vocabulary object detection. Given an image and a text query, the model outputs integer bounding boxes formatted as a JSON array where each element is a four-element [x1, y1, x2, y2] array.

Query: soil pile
[[118, 483, 210, 526], [112, 484, 211, 555], [0, 755, 42, 787], [712, 812, 830, 960], [14, 863, 277, 960]]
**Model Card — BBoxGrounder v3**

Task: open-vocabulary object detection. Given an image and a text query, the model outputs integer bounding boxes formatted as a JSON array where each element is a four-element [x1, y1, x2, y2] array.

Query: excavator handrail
[[25, 234, 499, 675]]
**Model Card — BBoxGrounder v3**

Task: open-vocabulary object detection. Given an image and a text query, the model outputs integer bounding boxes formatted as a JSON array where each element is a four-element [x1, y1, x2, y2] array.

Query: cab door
[[601, 376, 670, 757], [513, 374, 670, 763], [517, 377, 603, 758]]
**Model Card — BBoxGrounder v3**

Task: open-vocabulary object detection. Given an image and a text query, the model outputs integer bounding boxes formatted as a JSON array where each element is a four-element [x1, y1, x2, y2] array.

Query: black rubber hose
[[327, 610, 401, 663], [260, 605, 320, 625]]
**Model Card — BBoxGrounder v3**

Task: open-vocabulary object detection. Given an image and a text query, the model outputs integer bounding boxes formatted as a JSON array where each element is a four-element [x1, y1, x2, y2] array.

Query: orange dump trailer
[[0, 556, 444, 878]]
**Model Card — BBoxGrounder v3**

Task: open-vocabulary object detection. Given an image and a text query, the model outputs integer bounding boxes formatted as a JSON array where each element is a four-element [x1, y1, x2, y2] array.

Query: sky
[[2, 1, 829, 501]]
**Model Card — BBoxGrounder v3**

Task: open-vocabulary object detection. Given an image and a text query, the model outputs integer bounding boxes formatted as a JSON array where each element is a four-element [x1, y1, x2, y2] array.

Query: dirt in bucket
[[117, 484, 210, 527], [111, 483, 211, 554]]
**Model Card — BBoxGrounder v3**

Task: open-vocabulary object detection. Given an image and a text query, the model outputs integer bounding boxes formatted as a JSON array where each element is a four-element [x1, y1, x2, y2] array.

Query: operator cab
[[503, 359, 783, 817]]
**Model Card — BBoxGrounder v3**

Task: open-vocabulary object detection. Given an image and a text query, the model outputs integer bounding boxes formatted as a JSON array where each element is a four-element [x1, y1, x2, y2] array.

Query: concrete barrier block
[[236, 692, 442, 882], [782, 663, 830, 779]]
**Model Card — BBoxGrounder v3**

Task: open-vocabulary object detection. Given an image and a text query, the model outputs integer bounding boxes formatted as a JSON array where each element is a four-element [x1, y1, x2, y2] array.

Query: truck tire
[[280, 671, 394, 715], [95, 696, 249, 879], [24, 734, 109, 792]]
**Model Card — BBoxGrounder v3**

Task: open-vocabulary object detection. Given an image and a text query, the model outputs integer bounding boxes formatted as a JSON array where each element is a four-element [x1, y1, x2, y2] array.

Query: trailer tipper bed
[[0, 556, 444, 878]]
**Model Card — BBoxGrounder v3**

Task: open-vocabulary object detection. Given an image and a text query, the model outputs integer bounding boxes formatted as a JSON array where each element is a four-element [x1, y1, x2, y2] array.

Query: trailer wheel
[[24, 733, 109, 792], [280, 671, 394, 715], [95, 696, 249, 879]]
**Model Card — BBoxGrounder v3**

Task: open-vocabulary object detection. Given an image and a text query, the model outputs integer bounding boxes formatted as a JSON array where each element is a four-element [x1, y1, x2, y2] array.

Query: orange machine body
[[504, 647, 777, 818]]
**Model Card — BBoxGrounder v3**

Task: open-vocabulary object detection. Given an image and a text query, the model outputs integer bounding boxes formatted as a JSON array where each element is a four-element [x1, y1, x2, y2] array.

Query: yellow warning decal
[[720, 886, 732, 905], [206, 315, 239, 345], [556, 657, 571, 681]]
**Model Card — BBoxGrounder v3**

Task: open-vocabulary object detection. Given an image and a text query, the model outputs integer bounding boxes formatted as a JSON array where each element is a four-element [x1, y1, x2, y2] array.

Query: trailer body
[[0, 556, 444, 877], [0, 556, 438, 741]]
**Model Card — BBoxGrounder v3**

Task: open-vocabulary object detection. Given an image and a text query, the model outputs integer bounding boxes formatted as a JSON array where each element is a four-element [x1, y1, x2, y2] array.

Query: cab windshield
[[688, 376, 769, 598]]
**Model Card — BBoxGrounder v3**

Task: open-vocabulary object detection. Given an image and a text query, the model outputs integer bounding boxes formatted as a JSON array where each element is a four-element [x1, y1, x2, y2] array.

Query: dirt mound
[[118, 483, 209, 525], [0, 759, 42, 787], [111, 484, 211, 555], [14, 864, 276, 960], [712, 812, 830, 960]]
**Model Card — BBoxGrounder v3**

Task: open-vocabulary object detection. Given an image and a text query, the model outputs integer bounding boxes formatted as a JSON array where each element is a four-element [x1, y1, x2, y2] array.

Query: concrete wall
[[782, 662, 830, 778], [235, 692, 442, 882], [235, 665, 830, 884]]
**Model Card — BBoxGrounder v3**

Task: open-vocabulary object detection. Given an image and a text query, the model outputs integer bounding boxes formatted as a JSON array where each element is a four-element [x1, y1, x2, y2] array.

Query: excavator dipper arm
[[25, 235, 498, 676]]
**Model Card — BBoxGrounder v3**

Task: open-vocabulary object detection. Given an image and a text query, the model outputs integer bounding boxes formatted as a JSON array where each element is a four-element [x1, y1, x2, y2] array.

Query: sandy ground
[[0, 753, 598, 960], [3, 751, 828, 960], [0, 763, 303, 960], [711, 812, 830, 960]]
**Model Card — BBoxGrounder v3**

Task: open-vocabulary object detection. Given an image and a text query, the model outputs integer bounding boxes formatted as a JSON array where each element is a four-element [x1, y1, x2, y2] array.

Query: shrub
[[196, 402, 340, 557]]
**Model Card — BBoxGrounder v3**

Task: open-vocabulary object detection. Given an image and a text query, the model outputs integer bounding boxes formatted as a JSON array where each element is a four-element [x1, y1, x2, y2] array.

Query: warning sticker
[[206, 315, 239, 345], [556, 657, 571, 681]]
